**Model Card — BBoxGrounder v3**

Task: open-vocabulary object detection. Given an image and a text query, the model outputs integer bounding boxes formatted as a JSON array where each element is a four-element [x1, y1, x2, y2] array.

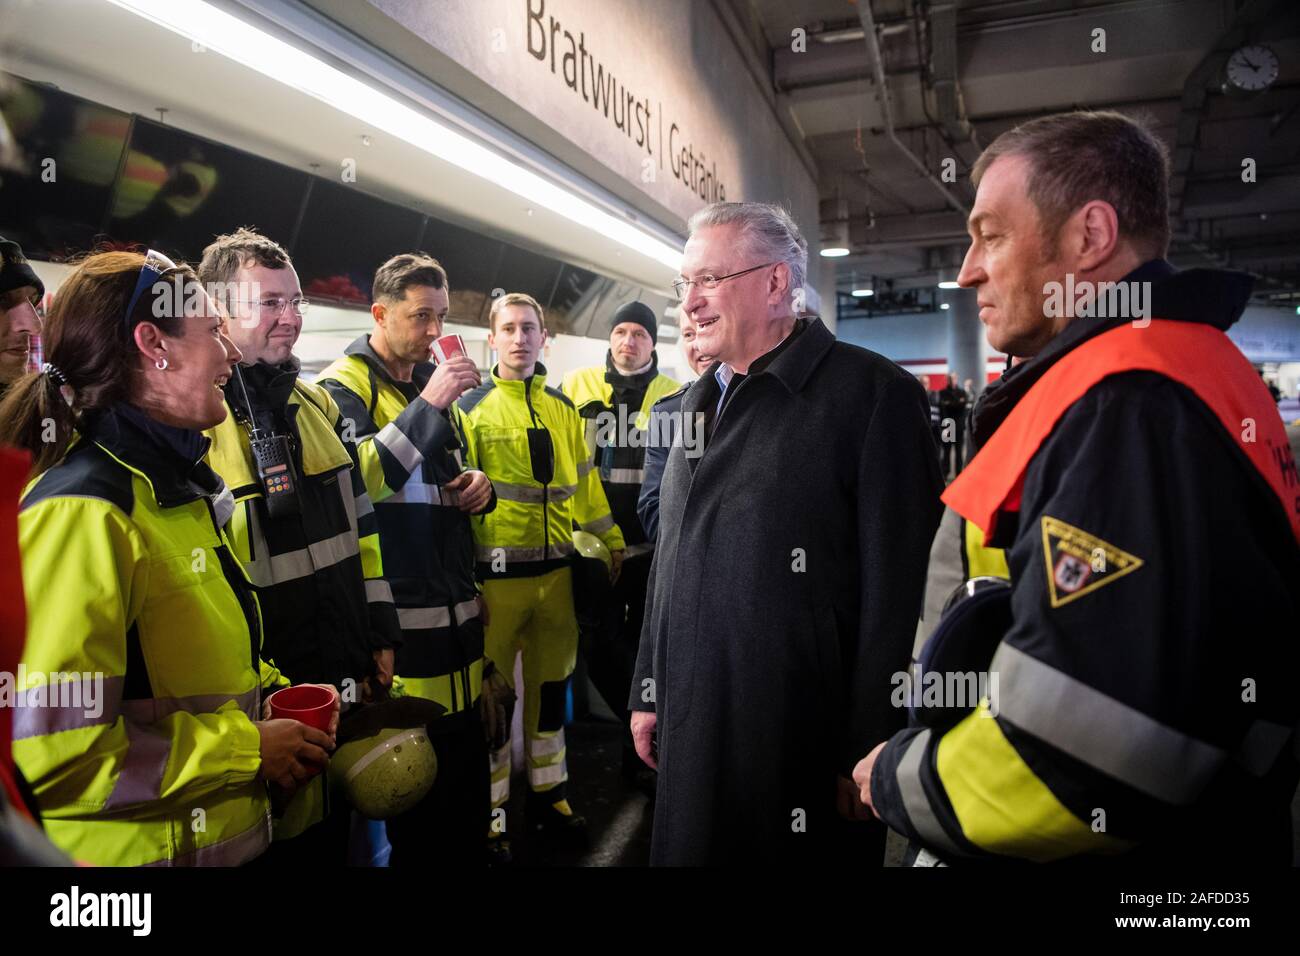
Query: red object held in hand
[[432, 334, 466, 364], [266, 685, 335, 733]]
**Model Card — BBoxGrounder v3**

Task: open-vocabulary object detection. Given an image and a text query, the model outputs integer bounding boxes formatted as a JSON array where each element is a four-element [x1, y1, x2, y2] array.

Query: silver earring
[[155, 355, 168, 371]]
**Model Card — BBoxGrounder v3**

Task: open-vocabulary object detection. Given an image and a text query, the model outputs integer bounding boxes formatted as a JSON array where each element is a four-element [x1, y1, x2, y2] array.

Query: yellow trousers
[[482, 567, 577, 809]]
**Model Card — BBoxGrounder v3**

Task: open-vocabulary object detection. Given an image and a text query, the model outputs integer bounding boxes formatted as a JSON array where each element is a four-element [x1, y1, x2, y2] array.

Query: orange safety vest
[[944, 320, 1300, 548]]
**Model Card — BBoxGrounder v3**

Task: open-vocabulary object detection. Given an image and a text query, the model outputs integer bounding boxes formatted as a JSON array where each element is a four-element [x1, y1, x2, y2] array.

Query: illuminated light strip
[[105, 0, 683, 272]]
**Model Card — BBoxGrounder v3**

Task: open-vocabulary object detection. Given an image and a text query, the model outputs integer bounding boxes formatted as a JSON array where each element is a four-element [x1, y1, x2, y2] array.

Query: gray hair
[[686, 202, 808, 307]]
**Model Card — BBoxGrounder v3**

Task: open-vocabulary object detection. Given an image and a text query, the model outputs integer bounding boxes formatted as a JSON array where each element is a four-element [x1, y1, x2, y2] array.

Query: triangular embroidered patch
[[1040, 516, 1144, 608]]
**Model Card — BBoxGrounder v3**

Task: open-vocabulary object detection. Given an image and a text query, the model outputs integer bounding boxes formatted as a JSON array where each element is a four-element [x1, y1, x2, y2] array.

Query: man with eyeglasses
[[199, 228, 400, 864], [629, 201, 943, 865]]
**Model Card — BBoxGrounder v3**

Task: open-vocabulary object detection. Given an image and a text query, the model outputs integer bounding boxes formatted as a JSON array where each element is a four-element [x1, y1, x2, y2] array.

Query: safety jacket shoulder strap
[[563, 366, 610, 411], [288, 380, 352, 477], [638, 373, 683, 430], [944, 319, 1300, 546]]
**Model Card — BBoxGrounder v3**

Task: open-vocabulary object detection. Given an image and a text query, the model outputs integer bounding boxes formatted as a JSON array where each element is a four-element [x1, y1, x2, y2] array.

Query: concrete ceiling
[[727, 0, 1300, 307]]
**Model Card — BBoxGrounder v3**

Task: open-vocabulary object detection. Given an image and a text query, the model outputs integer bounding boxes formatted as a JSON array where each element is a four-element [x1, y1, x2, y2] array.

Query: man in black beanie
[[0, 236, 44, 401], [562, 301, 680, 788]]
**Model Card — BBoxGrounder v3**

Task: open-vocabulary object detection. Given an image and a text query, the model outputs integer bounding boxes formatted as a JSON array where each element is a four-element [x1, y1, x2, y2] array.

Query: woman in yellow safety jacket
[[0, 252, 334, 866]]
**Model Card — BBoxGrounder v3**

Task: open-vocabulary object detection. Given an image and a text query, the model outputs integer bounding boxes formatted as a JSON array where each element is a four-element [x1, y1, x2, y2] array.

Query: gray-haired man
[[629, 201, 943, 865]]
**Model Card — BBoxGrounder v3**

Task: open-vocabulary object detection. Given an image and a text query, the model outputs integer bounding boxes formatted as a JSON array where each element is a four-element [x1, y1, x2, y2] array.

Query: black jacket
[[213, 360, 395, 690], [872, 261, 1300, 864], [631, 318, 943, 864]]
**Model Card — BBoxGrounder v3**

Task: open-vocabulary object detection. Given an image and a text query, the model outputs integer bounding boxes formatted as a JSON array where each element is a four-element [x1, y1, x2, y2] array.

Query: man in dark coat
[[629, 202, 943, 865]]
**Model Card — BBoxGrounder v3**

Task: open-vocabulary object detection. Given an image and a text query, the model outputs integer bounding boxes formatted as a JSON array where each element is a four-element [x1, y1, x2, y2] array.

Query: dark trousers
[[384, 707, 489, 867], [254, 777, 353, 867], [579, 553, 652, 730], [941, 429, 965, 478]]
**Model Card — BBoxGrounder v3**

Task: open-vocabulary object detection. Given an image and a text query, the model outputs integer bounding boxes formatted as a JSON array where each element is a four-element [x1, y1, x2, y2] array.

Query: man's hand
[[372, 649, 394, 689], [836, 771, 874, 822], [630, 710, 657, 769], [852, 742, 887, 821], [609, 548, 625, 585], [419, 355, 481, 411], [447, 470, 492, 513], [255, 719, 334, 791], [475, 592, 490, 628], [480, 669, 516, 750]]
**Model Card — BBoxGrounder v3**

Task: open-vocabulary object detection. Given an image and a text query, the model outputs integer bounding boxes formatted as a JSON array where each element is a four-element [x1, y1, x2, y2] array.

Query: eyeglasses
[[232, 296, 312, 317], [672, 262, 777, 299], [123, 248, 178, 330]]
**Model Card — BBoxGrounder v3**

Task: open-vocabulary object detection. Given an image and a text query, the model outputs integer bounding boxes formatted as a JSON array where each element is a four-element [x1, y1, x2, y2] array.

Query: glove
[[480, 666, 516, 751]]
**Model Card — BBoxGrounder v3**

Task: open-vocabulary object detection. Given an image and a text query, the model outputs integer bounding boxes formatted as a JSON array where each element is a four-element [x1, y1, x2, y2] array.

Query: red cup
[[432, 333, 466, 363], [266, 684, 335, 733]]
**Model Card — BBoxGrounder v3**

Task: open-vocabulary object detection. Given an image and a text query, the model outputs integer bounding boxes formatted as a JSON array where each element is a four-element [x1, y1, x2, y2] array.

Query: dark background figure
[[937, 372, 969, 480]]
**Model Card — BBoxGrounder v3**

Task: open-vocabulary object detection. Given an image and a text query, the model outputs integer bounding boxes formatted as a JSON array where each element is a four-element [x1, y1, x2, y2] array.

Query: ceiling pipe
[[857, 0, 969, 216]]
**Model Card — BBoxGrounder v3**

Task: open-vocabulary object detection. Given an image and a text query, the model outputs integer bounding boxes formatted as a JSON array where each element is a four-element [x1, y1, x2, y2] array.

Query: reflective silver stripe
[[244, 529, 361, 588], [11, 675, 124, 740], [895, 728, 966, 858], [489, 743, 511, 773], [387, 477, 441, 505], [606, 468, 645, 485], [396, 599, 480, 631], [365, 579, 394, 604], [454, 599, 481, 625], [398, 606, 450, 629], [528, 728, 566, 757], [493, 480, 577, 504], [992, 643, 1225, 804], [475, 542, 575, 563], [120, 686, 261, 724], [623, 541, 655, 559], [144, 811, 272, 867], [353, 492, 374, 520], [490, 776, 510, 805], [339, 478, 358, 535], [212, 484, 236, 528], [581, 514, 615, 535], [1233, 720, 1295, 777], [102, 719, 172, 810], [375, 422, 423, 472], [577, 460, 594, 477], [528, 762, 566, 787]]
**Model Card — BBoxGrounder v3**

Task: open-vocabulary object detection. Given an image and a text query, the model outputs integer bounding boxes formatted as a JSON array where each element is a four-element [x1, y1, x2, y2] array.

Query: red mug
[[266, 684, 335, 734], [432, 334, 467, 363]]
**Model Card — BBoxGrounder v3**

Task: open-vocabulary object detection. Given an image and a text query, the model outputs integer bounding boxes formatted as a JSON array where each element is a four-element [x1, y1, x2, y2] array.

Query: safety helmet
[[571, 530, 612, 620], [572, 530, 612, 572], [908, 576, 1012, 730], [329, 726, 438, 820]]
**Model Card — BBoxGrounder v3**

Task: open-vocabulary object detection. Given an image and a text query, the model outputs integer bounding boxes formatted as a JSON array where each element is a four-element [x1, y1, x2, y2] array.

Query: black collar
[[345, 333, 434, 394], [605, 350, 659, 390], [225, 358, 300, 429], [971, 261, 1254, 447], [82, 403, 221, 507], [683, 316, 830, 420]]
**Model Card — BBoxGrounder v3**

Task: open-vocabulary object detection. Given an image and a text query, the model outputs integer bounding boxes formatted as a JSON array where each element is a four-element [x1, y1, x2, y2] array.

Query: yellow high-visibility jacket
[[13, 404, 283, 866], [561, 358, 680, 558], [457, 363, 624, 578]]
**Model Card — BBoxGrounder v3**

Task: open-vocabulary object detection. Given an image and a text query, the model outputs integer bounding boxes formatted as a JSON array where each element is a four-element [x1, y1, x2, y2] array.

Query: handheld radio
[[233, 365, 301, 518]]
